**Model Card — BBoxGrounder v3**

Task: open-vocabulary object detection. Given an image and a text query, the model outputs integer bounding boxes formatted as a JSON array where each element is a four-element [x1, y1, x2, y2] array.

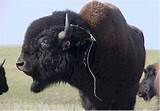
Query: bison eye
[[40, 39, 50, 49]]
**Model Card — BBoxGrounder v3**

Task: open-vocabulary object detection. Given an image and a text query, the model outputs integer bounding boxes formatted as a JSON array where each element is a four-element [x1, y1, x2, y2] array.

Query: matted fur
[[79, 1, 145, 109]]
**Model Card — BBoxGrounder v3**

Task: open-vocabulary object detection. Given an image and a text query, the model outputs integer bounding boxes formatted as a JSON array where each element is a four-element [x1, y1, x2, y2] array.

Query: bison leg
[[110, 84, 138, 110], [79, 90, 96, 110]]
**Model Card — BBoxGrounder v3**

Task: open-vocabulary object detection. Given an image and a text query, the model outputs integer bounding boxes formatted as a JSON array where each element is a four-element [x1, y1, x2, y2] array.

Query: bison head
[[0, 59, 9, 95], [138, 65, 156, 101], [16, 12, 94, 93]]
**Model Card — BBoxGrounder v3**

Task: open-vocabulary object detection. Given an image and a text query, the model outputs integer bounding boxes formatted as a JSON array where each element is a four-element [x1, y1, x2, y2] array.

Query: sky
[[0, 0, 159, 49]]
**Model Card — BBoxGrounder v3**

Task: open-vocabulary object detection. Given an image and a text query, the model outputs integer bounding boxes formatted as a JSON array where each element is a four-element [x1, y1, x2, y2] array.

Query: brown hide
[[79, 1, 145, 109]]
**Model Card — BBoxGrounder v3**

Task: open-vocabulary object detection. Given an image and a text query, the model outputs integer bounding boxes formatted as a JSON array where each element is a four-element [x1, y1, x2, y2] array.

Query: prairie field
[[0, 46, 159, 110]]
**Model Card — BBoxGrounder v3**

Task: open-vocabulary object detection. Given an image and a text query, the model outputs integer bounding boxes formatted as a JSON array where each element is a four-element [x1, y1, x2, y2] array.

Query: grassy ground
[[0, 46, 159, 110]]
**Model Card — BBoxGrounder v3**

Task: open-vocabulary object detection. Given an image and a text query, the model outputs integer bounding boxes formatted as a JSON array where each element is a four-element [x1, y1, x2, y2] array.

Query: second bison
[[138, 62, 160, 101], [0, 59, 9, 95]]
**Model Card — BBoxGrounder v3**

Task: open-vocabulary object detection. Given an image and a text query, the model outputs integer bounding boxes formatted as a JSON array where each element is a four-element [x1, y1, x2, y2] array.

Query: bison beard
[[31, 80, 50, 93], [31, 53, 69, 93], [16, 1, 145, 110]]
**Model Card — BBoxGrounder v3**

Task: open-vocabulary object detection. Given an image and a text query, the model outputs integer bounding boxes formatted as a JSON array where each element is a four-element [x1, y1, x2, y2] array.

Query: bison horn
[[58, 13, 69, 40], [64, 13, 69, 32], [0, 59, 6, 67]]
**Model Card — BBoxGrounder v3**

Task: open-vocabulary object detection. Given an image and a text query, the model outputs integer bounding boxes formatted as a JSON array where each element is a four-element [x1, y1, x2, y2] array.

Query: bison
[[0, 59, 9, 95], [16, 1, 145, 110], [138, 62, 160, 101]]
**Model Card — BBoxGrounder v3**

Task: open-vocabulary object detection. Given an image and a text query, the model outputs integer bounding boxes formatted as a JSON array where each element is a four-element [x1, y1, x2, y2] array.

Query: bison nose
[[16, 60, 26, 71], [16, 61, 24, 67]]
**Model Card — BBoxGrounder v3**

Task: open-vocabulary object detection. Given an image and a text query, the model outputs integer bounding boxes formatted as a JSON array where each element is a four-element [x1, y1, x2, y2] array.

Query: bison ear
[[0, 59, 6, 67]]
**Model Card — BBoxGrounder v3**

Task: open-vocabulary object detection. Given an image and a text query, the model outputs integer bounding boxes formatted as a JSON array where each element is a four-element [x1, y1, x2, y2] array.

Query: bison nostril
[[16, 61, 25, 69], [16, 60, 32, 73], [16, 62, 24, 66]]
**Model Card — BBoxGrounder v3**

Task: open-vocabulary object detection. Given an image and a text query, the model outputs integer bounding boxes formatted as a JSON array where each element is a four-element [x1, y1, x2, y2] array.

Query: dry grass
[[0, 46, 159, 110]]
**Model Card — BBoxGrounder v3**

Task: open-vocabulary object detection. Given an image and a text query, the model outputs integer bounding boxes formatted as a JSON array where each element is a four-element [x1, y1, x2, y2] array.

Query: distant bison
[[16, 1, 145, 110], [0, 59, 9, 95], [138, 62, 160, 101]]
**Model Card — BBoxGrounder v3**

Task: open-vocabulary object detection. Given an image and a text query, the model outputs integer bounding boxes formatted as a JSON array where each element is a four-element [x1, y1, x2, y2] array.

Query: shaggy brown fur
[[79, 1, 145, 109]]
